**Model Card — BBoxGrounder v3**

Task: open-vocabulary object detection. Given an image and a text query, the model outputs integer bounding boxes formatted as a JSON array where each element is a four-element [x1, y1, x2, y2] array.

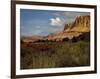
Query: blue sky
[[20, 9, 90, 36]]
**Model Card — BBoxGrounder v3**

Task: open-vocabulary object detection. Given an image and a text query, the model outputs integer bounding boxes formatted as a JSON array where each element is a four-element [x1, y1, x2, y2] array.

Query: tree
[[72, 37, 78, 42], [63, 37, 69, 41]]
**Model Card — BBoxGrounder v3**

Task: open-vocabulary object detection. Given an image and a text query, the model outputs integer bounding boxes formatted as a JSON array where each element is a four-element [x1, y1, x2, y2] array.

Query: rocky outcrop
[[47, 15, 90, 41], [64, 15, 90, 32], [47, 31, 82, 41]]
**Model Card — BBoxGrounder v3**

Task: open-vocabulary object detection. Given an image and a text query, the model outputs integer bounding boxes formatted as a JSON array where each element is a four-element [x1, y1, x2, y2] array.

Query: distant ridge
[[21, 15, 90, 42]]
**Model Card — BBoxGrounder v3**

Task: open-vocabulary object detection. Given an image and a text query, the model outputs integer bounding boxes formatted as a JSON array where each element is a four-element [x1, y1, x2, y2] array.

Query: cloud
[[63, 12, 90, 18], [50, 17, 64, 26], [50, 12, 90, 26], [61, 12, 90, 24]]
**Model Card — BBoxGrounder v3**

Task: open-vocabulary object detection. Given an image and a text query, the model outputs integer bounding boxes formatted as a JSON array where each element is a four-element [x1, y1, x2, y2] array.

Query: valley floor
[[21, 41, 90, 69]]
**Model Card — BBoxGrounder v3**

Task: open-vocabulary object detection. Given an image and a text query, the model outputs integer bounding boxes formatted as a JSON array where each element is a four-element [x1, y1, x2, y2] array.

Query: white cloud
[[50, 17, 64, 26]]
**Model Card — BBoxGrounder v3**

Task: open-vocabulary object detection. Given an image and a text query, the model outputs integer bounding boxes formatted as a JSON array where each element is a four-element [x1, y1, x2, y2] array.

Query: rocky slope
[[64, 15, 90, 32], [47, 15, 90, 41]]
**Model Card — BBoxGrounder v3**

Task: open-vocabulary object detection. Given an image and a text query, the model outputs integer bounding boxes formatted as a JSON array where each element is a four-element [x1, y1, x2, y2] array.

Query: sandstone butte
[[47, 15, 90, 41]]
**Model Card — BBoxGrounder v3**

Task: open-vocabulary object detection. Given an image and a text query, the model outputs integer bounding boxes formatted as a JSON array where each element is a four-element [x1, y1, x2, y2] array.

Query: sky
[[20, 9, 90, 36]]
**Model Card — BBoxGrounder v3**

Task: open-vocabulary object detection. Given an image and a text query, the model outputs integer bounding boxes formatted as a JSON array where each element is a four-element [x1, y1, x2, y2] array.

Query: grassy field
[[21, 41, 90, 69]]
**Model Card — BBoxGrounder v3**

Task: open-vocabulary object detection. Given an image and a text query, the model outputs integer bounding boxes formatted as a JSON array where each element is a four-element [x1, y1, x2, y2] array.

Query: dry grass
[[21, 41, 90, 69]]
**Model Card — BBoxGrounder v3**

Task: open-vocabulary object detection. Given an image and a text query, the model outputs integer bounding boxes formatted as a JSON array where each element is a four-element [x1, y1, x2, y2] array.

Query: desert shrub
[[78, 32, 90, 41], [63, 37, 69, 41], [72, 37, 78, 42], [21, 40, 90, 69]]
